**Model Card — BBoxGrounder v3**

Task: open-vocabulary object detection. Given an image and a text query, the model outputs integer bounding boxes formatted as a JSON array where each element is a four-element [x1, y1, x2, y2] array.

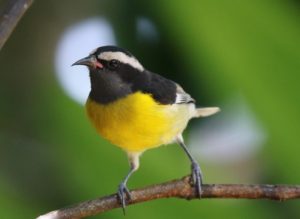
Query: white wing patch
[[175, 93, 195, 104], [98, 51, 144, 72], [175, 83, 195, 104]]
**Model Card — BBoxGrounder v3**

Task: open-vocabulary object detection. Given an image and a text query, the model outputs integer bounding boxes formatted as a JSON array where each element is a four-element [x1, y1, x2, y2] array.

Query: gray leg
[[176, 135, 203, 197], [117, 152, 140, 214]]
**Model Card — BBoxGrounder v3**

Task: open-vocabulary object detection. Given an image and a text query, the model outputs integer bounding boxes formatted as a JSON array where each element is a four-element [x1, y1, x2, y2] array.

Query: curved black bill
[[72, 56, 93, 67]]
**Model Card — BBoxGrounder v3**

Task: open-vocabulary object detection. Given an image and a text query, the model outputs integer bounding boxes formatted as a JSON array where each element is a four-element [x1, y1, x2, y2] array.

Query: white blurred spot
[[55, 18, 116, 104], [190, 97, 267, 164], [136, 17, 159, 42]]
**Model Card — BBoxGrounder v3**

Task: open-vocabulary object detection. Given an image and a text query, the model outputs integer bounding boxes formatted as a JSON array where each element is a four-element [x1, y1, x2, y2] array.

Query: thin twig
[[0, 0, 34, 50], [37, 176, 300, 219]]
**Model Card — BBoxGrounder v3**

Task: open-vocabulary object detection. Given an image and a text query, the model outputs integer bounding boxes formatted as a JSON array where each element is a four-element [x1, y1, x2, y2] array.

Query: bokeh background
[[0, 0, 300, 218]]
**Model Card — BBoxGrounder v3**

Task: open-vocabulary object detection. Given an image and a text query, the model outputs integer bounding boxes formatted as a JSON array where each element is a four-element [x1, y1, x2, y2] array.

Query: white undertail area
[[127, 151, 143, 171]]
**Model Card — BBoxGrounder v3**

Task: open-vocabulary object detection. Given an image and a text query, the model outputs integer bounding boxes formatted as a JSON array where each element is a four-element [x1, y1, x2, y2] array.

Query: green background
[[0, 0, 299, 218]]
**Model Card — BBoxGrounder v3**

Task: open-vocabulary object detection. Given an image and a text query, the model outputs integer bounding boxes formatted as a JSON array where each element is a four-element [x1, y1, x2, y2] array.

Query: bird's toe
[[191, 161, 203, 198]]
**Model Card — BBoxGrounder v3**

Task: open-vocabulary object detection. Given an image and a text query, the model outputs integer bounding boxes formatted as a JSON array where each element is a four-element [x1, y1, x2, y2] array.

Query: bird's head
[[72, 46, 147, 103], [72, 46, 144, 73]]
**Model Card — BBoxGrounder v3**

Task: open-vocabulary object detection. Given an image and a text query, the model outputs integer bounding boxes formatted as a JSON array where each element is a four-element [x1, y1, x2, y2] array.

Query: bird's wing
[[137, 71, 177, 105], [136, 70, 220, 117], [137, 70, 195, 105], [174, 83, 195, 104]]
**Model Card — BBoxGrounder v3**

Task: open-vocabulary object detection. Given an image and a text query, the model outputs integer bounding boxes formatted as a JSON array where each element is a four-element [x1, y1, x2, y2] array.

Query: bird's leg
[[177, 135, 203, 198], [117, 152, 140, 214], [118, 167, 134, 213]]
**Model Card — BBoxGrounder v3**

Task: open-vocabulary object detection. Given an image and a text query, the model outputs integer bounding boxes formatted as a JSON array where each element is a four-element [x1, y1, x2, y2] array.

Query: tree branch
[[0, 0, 34, 50], [37, 175, 300, 219]]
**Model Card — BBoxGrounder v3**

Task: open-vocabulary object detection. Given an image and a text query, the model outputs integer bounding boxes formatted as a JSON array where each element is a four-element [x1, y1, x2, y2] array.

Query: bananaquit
[[72, 46, 219, 210]]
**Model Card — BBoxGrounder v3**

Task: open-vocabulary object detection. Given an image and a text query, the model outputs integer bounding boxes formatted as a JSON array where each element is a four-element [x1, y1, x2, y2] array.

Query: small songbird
[[72, 46, 219, 211]]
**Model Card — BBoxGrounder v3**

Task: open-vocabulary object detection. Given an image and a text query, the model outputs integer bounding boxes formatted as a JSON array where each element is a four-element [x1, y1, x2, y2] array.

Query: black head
[[72, 46, 147, 104], [72, 45, 144, 73]]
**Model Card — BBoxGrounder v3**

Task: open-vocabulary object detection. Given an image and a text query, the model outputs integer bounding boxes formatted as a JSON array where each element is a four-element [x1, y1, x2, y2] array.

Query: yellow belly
[[86, 92, 191, 152]]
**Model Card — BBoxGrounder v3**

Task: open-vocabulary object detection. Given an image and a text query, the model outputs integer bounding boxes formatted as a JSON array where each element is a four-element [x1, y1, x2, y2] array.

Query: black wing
[[142, 71, 177, 104], [132, 70, 195, 105]]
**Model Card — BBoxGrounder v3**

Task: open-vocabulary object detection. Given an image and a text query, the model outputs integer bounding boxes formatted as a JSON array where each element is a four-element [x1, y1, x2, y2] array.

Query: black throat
[[89, 69, 133, 104]]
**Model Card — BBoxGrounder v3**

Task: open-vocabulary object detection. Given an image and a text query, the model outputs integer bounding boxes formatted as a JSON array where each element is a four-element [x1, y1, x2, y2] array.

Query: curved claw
[[117, 182, 132, 214], [191, 161, 203, 198]]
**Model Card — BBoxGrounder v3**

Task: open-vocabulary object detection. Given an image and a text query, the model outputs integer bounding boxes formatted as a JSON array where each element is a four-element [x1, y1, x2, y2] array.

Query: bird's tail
[[194, 107, 220, 118]]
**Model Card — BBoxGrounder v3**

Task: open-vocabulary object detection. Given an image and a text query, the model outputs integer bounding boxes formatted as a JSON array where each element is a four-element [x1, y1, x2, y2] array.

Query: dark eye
[[108, 59, 120, 70]]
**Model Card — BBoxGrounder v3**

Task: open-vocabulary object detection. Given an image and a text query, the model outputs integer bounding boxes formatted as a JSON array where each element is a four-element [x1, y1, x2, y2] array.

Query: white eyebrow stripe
[[98, 51, 144, 72]]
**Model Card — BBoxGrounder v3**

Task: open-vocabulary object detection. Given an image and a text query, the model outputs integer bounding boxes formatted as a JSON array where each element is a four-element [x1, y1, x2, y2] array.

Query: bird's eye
[[108, 59, 120, 70]]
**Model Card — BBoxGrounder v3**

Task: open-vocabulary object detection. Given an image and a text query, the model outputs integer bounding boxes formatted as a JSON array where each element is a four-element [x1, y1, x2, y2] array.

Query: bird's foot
[[191, 161, 203, 198], [117, 182, 132, 214]]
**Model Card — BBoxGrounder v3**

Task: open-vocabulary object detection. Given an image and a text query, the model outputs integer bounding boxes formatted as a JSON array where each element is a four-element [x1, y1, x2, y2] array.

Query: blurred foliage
[[0, 0, 299, 218]]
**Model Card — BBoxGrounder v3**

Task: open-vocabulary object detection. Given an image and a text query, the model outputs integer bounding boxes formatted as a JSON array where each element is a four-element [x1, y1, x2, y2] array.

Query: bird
[[72, 45, 220, 212]]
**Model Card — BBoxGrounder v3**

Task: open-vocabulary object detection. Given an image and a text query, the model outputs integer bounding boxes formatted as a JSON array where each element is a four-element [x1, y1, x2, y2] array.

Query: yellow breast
[[86, 92, 191, 152]]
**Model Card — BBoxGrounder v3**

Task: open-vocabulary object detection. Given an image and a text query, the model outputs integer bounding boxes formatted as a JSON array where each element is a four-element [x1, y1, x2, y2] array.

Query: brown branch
[[0, 0, 34, 50], [37, 176, 300, 219]]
